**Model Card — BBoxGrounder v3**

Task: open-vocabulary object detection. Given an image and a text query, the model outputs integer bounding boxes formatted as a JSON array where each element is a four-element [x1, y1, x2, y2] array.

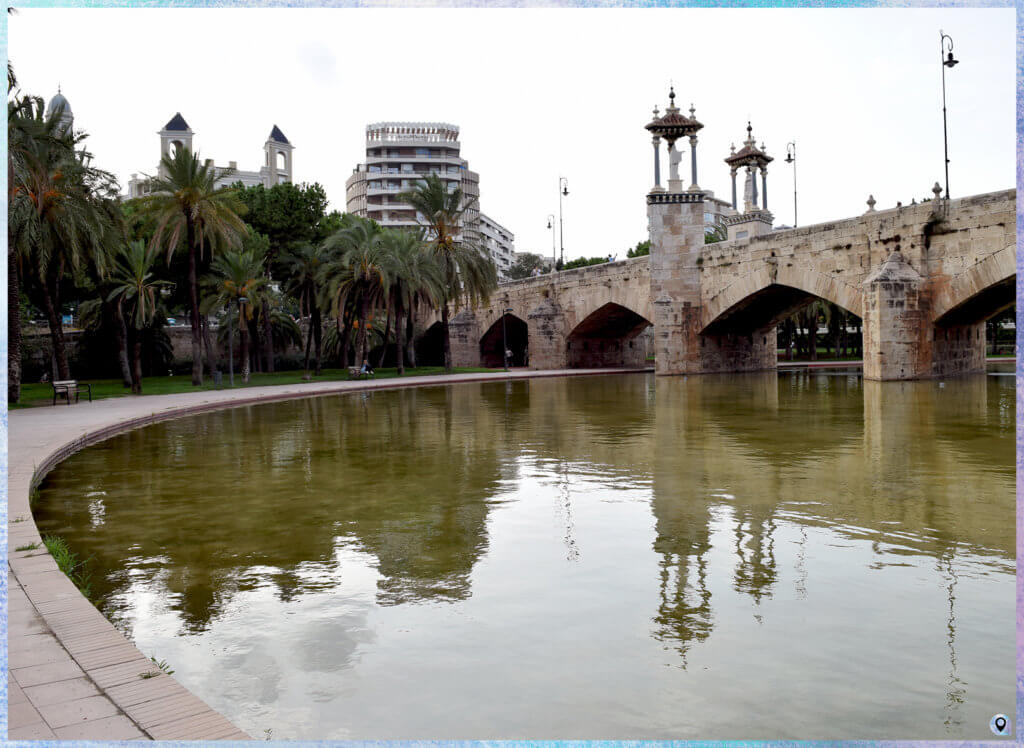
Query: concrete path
[[7, 367, 641, 740]]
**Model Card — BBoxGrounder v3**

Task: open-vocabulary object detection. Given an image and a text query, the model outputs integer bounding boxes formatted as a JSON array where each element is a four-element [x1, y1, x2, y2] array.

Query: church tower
[[263, 125, 293, 185], [158, 112, 193, 176], [45, 88, 73, 134]]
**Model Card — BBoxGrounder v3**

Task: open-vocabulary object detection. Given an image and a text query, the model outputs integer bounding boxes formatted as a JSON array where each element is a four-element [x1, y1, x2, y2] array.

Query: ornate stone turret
[[645, 87, 704, 193], [722, 122, 774, 241]]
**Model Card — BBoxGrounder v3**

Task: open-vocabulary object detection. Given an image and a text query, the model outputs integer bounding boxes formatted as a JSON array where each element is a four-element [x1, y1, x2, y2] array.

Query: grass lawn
[[12, 366, 497, 408]]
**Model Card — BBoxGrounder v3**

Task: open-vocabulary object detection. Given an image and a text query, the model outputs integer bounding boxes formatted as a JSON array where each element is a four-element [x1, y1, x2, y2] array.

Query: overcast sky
[[8, 7, 1015, 262]]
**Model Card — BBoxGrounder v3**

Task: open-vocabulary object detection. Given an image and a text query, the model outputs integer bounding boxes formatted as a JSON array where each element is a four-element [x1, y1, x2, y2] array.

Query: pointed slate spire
[[268, 125, 290, 145], [163, 112, 190, 131]]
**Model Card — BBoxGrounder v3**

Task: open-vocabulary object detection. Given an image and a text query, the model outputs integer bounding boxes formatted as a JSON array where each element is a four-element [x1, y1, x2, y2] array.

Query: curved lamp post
[[940, 30, 959, 199], [784, 141, 797, 227], [558, 177, 569, 267]]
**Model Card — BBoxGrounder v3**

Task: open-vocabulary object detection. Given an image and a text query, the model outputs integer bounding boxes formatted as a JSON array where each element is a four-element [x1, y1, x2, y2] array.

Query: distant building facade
[[127, 113, 294, 199], [479, 213, 515, 280]]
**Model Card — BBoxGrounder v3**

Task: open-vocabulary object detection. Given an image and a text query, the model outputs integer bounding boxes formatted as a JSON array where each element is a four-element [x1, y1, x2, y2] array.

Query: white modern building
[[479, 213, 515, 280], [127, 113, 294, 199], [345, 121, 484, 244]]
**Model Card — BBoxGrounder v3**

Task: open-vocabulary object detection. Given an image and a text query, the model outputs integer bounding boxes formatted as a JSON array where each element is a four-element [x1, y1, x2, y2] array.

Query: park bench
[[348, 366, 374, 380], [51, 379, 92, 405]]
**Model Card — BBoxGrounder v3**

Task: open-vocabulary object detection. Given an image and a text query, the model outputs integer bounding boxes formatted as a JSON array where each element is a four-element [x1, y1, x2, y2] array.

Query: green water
[[34, 367, 1015, 740]]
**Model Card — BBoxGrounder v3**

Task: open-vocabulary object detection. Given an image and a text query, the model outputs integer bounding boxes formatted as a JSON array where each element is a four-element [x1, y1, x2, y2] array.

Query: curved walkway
[[7, 367, 643, 740]]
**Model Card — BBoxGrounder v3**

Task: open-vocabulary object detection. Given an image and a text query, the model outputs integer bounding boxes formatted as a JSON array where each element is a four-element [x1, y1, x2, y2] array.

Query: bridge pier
[[527, 297, 568, 369], [449, 310, 482, 368]]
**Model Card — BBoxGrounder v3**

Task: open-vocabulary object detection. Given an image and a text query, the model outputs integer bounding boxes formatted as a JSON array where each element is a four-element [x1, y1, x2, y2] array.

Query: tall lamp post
[[784, 141, 797, 227], [939, 30, 959, 199], [501, 307, 513, 371], [546, 214, 556, 270], [558, 177, 569, 267]]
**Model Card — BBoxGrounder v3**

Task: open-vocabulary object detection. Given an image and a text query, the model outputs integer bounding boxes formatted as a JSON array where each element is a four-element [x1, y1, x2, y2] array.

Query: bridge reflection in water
[[34, 368, 1014, 739]]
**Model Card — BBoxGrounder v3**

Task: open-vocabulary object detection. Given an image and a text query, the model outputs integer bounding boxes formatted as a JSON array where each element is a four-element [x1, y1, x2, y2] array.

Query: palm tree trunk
[[441, 302, 452, 373], [186, 218, 203, 386], [40, 262, 70, 380], [113, 302, 132, 388], [201, 314, 218, 376], [312, 303, 323, 375], [131, 337, 143, 394], [377, 305, 391, 369], [303, 313, 314, 374], [395, 299, 406, 376], [240, 321, 250, 383], [262, 300, 274, 372], [8, 244, 22, 402], [406, 306, 417, 368], [356, 295, 370, 366]]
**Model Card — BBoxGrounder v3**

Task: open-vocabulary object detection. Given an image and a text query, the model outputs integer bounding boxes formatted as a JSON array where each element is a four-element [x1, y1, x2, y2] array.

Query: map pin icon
[[991, 714, 1011, 735]]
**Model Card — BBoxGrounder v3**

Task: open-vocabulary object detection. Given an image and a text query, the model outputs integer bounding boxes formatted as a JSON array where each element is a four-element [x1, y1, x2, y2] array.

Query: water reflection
[[34, 367, 1013, 739]]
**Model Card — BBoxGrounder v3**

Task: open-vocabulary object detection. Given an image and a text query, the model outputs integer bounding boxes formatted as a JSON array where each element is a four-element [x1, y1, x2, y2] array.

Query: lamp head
[[944, 51, 959, 68], [562, 186, 569, 197], [547, 219, 552, 229], [785, 153, 794, 164]]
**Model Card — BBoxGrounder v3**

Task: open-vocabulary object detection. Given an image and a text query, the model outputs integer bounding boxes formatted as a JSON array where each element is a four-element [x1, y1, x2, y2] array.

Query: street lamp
[[501, 307, 513, 371], [940, 30, 959, 200], [558, 177, 569, 267], [784, 142, 797, 227], [546, 214, 556, 269]]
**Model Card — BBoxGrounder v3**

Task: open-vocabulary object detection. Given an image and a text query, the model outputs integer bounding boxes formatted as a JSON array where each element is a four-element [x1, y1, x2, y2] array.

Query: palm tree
[[379, 228, 443, 375], [324, 217, 389, 368], [135, 147, 247, 385], [10, 103, 118, 382], [398, 174, 497, 372], [282, 242, 333, 375], [204, 246, 267, 383], [107, 240, 172, 393]]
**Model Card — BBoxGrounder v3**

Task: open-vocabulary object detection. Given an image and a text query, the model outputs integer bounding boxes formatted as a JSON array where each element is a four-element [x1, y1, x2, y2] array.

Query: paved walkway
[[7, 367, 641, 740]]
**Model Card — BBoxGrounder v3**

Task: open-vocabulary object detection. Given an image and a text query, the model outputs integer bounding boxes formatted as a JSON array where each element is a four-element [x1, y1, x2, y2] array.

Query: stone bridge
[[419, 188, 1014, 380]]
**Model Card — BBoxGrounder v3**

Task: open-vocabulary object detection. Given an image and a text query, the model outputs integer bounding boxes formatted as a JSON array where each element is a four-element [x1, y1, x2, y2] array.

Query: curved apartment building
[[346, 122, 481, 244]]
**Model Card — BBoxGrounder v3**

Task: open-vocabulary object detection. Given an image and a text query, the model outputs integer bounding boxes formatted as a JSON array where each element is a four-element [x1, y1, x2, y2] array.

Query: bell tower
[[264, 125, 293, 186], [158, 112, 193, 176]]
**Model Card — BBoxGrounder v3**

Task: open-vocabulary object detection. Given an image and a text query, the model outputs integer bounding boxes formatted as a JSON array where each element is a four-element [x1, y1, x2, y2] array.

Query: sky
[[8, 7, 1015, 262]]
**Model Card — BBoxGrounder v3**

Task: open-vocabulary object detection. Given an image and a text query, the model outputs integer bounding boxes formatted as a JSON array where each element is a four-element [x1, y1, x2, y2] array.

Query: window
[[416, 148, 429, 158], [368, 165, 381, 173], [401, 164, 413, 173]]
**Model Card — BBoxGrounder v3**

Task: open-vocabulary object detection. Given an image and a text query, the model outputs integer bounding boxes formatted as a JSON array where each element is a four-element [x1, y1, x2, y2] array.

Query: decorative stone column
[[688, 133, 699, 191], [527, 296, 568, 369], [448, 309, 481, 367], [760, 166, 767, 211], [652, 135, 662, 191], [730, 168, 738, 210]]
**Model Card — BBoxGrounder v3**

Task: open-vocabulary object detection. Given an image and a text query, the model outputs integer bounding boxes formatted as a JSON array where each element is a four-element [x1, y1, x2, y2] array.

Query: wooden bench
[[347, 366, 374, 380], [52, 379, 92, 405]]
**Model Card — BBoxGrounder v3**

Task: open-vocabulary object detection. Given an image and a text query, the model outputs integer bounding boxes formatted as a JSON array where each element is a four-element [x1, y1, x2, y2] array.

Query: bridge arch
[[567, 302, 652, 368], [932, 243, 1015, 326], [701, 264, 864, 334], [479, 313, 528, 367]]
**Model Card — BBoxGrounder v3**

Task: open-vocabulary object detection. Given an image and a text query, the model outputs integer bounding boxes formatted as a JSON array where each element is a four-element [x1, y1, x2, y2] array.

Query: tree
[[506, 252, 547, 280], [705, 224, 727, 244], [204, 245, 267, 383], [136, 147, 248, 385], [282, 242, 333, 375], [562, 256, 608, 271], [379, 228, 443, 375], [9, 97, 119, 382], [626, 240, 650, 258], [106, 241, 172, 393], [398, 174, 497, 372], [324, 217, 389, 368]]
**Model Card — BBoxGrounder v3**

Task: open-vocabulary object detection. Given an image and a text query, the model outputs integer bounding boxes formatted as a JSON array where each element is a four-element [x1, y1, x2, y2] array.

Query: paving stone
[[36, 693, 121, 728], [9, 634, 67, 669], [11, 658, 87, 687], [8, 699, 44, 729], [53, 714, 148, 740], [8, 720, 58, 739], [24, 676, 101, 706]]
